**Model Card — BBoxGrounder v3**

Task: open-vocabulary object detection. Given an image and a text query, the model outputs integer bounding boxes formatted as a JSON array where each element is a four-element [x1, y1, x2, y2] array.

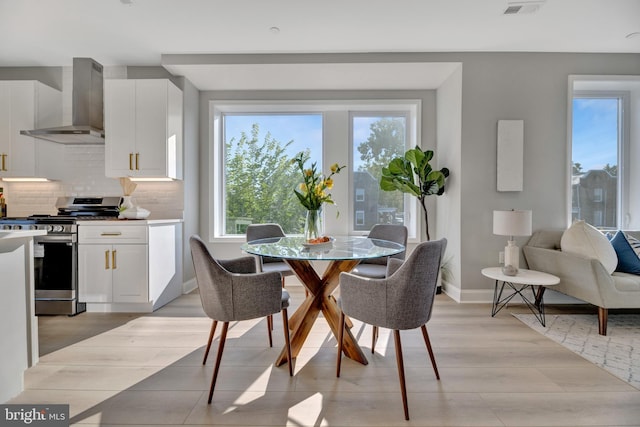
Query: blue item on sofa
[[610, 231, 640, 275]]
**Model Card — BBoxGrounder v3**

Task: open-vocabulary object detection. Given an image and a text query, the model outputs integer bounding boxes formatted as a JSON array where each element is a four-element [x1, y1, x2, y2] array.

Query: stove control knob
[[46, 225, 54, 232], [13, 225, 22, 230], [53, 225, 64, 233]]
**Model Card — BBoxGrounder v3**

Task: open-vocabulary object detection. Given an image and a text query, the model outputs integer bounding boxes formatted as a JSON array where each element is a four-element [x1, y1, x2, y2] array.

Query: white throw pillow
[[560, 220, 617, 274]]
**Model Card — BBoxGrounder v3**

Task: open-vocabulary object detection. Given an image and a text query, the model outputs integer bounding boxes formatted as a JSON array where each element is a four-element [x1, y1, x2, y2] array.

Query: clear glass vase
[[304, 209, 323, 241]]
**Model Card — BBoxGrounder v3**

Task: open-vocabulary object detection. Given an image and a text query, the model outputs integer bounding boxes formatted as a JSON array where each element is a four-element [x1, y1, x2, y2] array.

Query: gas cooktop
[[0, 196, 122, 230]]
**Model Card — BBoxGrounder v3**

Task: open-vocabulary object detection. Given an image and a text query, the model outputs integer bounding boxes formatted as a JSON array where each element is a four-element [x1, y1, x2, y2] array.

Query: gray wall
[[196, 52, 640, 301], [0, 67, 62, 90], [454, 53, 640, 298], [181, 78, 199, 282]]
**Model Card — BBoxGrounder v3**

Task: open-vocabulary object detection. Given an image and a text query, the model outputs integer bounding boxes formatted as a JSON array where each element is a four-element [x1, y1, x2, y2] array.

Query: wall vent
[[503, 1, 545, 15]]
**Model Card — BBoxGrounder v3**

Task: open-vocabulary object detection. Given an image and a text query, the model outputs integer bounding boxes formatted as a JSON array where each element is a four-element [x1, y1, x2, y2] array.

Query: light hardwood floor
[[9, 286, 640, 427]]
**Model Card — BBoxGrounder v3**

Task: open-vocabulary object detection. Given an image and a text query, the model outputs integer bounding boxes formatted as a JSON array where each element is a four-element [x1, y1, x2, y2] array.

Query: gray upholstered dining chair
[[246, 223, 294, 287], [189, 235, 293, 404], [350, 223, 408, 351], [336, 238, 447, 420], [350, 224, 408, 279]]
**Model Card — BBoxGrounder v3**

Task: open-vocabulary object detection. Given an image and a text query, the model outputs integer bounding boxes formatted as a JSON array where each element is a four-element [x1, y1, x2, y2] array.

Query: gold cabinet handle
[[1, 154, 6, 171], [100, 232, 122, 236], [112, 250, 117, 269], [135, 153, 139, 170], [129, 153, 133, 171], [105, 250, 110, 269]]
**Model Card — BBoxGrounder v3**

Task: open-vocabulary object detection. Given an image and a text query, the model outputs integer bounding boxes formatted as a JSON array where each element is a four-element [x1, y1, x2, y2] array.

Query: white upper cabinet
[[0, 81, 62, 178], [105, 79, 183, 179]]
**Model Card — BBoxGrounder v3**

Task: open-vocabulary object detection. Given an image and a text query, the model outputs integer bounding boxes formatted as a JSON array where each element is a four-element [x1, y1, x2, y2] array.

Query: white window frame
[[355, 210, 365, 226], [355, 188, 365, 202], [210, 100, 421, 242]]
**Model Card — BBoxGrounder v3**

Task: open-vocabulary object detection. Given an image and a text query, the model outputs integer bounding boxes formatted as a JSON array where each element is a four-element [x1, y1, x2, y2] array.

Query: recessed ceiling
[[161, 61, 462, 91]]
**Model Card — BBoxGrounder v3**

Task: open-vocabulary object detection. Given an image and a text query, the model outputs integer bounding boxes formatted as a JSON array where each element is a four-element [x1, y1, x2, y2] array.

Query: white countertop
[[0, 230, 47, 239], [76, 218, 183, 225]]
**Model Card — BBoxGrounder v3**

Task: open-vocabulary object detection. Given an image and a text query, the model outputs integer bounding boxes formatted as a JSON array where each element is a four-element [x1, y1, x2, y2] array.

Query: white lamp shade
[[493, 210, 532, 237]]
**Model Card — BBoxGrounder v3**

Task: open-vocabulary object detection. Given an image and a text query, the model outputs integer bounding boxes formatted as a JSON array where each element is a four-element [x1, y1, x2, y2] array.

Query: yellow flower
[[325, 178, 334, 190], [292, 151, 346, 211]]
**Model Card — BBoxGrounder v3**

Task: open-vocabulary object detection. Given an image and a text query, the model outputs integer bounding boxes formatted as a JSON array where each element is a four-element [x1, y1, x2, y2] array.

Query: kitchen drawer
[[78, 225, 148, 244]]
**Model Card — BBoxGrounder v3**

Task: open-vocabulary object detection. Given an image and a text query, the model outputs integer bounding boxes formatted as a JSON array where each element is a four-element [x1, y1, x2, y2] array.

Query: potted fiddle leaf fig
[[380, 146, 449, 241]]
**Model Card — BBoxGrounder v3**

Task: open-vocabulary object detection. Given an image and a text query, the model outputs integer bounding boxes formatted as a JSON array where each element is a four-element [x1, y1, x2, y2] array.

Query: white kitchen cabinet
[[78, 225, 149, 307], [0, 80, 62, 178], [105, 79, 183, 179], [78, 221, 183, 312]]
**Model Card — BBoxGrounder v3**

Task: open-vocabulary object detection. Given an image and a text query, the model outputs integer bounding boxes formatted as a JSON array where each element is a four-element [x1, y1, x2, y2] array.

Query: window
[[211, 101, 420, 239], [593, 210, 604, 227], [571, 92, 628, 230], [222, 113, 322, 235], [593, 188, 603, 203], [351, 113, 408, 231]]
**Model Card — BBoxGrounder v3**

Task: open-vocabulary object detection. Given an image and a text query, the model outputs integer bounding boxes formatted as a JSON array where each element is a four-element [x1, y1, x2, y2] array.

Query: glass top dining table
[[241, 235, 405, 367], [241, 235, 405, 261]]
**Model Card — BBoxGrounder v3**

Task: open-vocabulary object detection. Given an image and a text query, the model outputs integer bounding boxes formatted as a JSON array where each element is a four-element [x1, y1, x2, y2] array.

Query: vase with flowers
[[292, 152, 346, 241]]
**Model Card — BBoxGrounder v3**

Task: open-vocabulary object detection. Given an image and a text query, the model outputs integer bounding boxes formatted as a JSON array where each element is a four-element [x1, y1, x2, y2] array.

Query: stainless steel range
[[0, 196, 121, 315]]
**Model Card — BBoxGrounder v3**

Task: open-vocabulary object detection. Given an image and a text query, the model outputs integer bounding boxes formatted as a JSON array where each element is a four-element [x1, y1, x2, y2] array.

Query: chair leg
[[421, 325, 440, 380], [208, 321, 229, 404], [282, 308, 293, 376], [267, 315, 273, 347], [598, 307, 608, 336], [203, 320, 218, 365], [371, 326, 379, 354], [336, 311, 346, 377], [393, 330, 409, 421]]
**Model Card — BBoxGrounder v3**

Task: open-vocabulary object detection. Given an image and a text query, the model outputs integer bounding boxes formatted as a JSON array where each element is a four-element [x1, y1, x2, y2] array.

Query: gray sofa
[[522, 229, 640, 335]]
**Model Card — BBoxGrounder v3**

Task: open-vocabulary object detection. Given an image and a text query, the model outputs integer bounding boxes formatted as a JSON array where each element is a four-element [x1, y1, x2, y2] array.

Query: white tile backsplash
[[2, 144, 183, 219]]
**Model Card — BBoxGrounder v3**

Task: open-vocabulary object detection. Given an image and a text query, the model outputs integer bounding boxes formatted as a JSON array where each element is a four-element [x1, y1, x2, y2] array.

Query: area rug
[[513, 313, 640, 390]]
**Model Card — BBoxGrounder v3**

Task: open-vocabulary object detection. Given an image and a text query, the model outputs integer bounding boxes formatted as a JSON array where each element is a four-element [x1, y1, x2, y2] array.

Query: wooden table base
[[275, 258, 368, 367]]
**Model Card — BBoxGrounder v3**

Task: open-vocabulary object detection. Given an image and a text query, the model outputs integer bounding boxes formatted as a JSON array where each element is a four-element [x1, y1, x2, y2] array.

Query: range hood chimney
[[21, 58, 105, 144]]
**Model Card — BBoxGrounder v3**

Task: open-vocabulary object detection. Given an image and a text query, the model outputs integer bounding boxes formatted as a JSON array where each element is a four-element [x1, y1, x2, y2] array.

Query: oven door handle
[[35, 235, 76, 243]]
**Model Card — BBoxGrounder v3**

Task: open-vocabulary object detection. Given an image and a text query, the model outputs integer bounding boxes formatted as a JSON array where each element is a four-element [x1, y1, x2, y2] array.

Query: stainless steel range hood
[[21, 58, 105, 144]]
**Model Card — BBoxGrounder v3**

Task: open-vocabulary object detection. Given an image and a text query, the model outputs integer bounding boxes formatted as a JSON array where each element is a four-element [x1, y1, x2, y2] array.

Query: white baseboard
[[183, 277, 197, 294], [442, 283, 586, 305], [85, 302, 153, 313]]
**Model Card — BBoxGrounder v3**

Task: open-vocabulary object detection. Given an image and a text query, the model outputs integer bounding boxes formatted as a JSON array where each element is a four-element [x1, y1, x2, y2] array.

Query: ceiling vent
[[503, 1, 546, 15]]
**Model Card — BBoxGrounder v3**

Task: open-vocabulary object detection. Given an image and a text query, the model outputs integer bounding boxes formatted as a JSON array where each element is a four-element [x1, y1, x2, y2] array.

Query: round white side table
[[481, 267, 560, 326]]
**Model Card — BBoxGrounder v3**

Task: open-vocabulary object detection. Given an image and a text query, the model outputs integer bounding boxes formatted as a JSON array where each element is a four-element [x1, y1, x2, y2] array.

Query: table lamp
[[493, 209, 532, 274]]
